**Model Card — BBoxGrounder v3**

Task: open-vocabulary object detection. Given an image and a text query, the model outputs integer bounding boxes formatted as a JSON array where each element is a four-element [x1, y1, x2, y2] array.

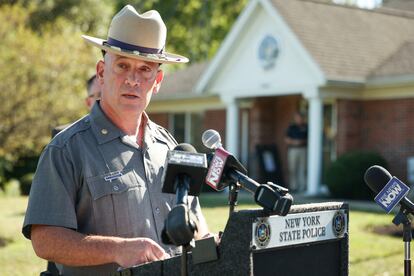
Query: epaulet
[[49, 115, 91, 148], [156, 124, 178, 147], [147, 118, 178, 149]]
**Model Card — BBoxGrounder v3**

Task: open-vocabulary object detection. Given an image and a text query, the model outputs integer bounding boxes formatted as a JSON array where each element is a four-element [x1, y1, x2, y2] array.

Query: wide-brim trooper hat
[[82, 5, 188, 64]]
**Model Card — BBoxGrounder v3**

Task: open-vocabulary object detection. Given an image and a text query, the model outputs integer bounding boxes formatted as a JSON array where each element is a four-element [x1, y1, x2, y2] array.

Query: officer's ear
[[153, 69, 164, 94], [96, 60, 105, 85]]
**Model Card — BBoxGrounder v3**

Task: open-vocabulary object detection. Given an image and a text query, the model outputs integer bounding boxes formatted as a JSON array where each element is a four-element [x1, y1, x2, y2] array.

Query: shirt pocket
[[86, 169, 140, 236]]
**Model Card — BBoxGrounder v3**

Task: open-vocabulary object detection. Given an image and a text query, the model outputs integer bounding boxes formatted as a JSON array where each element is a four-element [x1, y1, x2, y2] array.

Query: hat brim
[[82, 35, 189, 64]]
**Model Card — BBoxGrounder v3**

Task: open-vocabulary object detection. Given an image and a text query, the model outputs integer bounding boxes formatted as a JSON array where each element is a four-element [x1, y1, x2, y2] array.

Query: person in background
[[84, 74, 101, 110], [23, 5, 210, 275], [285, 112, 308, 193]]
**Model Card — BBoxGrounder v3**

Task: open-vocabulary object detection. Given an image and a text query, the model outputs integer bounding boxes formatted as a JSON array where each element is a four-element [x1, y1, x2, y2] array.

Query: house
[[148, 0, 414, 195]]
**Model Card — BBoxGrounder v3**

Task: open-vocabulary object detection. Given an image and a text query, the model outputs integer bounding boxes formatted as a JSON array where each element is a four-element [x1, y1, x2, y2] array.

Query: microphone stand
[[392, 208, 412, 276], [181, 245, 188, 276], [163, 176, 197, 276], [228, 182, 239, 216]]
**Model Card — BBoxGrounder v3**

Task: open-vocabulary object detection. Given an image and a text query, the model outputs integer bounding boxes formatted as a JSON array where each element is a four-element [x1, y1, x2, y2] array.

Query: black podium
[[118, 202, 349, 276]]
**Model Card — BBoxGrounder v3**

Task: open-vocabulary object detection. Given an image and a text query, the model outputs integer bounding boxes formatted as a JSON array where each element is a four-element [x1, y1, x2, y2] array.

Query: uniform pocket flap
[[86, 169, 137, 200]]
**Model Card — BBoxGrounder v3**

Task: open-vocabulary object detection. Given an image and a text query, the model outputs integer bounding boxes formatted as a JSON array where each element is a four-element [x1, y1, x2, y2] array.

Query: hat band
[[107, 37, 163, 54]]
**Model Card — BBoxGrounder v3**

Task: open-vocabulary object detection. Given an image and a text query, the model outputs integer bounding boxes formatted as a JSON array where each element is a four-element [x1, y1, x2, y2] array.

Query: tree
[[0, 0, 114, 36], [0, 4, 97, 170]]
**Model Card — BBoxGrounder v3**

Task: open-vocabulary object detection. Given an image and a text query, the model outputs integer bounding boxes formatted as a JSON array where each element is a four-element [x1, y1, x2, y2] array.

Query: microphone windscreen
[[364, 165, 392, 194], [202, 129, 221, 149], [174, 143, 197, 153]]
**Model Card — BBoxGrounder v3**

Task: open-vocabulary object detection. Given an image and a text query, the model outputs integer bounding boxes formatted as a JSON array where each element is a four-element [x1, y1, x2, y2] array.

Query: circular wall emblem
[[255, 218, 271, 248], [258, 35, 279, 70], [332, 211, 346, 237]]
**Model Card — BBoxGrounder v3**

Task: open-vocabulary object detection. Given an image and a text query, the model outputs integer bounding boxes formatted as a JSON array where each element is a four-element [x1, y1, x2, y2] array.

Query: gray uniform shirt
[[23, 103, 203, 275]]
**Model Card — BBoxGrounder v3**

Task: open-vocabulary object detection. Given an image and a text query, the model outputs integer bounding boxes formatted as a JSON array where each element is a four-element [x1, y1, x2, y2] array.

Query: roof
[[369, 41, 414, 77], [155, 62, 209, 100], [158, 0, 414, 97], [270, 0, 414, 82], [382, 0, 414, 11]]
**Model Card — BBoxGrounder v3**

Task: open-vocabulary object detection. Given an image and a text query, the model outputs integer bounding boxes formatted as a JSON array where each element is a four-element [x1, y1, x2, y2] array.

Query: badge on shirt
[[104, 171, 123, 182]]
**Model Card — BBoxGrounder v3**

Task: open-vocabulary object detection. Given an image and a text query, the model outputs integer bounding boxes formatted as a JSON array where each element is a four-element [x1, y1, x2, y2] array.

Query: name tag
[[104, 171, 123, 182]]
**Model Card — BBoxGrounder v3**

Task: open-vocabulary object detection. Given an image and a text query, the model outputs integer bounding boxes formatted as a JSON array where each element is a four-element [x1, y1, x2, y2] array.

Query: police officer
[[23, 5, 209, 275]]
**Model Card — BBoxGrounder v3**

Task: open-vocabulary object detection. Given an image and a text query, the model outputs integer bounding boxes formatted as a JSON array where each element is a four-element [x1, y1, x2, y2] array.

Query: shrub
[[20, 173, 35, 196], [0, 157, 12, 191], [325, 151, 387, 200]]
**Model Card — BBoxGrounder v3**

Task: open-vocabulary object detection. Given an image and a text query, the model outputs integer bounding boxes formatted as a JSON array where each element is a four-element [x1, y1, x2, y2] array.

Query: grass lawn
[[0, 195, 407, 275]]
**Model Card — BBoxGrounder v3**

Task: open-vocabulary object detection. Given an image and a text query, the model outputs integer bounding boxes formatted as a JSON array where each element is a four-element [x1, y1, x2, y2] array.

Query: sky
[[333, 0, 383, 9]]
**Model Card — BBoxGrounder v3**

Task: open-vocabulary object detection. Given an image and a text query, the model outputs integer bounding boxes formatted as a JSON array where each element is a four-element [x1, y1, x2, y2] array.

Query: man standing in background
[[285, 112, 308, 193]]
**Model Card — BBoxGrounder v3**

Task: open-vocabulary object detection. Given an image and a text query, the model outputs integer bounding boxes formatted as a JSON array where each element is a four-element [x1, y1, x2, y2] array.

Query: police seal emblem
[[332, 211, 346, 237], [255, 218, 271, 248]]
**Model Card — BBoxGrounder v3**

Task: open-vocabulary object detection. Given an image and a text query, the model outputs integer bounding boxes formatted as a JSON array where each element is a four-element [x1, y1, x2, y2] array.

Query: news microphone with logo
[[202, 129, 292, 215], [161, 143, 208, 199], [161, 143, 208, 246], [364, 165, 414, 214]]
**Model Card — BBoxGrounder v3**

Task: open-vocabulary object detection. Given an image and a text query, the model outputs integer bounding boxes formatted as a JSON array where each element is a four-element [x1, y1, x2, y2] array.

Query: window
[[170, 112, 205, 152]]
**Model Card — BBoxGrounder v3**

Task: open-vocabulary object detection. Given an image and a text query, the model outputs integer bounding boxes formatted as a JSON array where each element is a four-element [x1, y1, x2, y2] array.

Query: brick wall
[[336, 100, 362, 154], [337, 98, 414, 181], [149, 113, 169, 129], [203, 109, 226, 147]]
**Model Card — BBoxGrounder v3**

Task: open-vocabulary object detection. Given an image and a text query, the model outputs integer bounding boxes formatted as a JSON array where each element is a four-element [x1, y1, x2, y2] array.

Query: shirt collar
[[89, 101, 124, 145], [89, 101, 171, 148]]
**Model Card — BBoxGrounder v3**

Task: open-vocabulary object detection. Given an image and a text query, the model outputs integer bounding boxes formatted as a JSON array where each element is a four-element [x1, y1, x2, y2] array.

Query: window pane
[[190, 113, 205, 153], [173, 113, 185, 144]]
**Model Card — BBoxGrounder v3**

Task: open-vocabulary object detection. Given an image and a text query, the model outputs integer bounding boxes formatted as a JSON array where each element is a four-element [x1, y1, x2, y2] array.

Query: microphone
[[364, 165, 414, 214], [161, 143, 208, 199], [161, 143, 208, 246], [202, 129, 293, 215]]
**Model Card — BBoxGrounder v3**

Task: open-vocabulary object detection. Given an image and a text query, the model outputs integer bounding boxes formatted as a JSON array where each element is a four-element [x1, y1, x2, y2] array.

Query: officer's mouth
[[122, 93, 140, 100]]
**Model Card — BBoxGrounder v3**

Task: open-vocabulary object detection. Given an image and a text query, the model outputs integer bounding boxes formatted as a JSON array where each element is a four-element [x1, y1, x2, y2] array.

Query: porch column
[[224, 98, 239, 158], [306, 95, 323, 195]]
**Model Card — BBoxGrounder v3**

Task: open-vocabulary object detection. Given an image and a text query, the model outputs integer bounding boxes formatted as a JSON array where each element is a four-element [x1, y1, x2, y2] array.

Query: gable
[[197, 0, 325, 99]]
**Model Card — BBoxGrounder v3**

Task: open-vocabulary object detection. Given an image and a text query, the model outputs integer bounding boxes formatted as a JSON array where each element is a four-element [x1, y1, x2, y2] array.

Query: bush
[[325, 151, 387, 200], [20, 173, 35, 196], [0, 157, 12, 191], [5, 154, 38, 180]]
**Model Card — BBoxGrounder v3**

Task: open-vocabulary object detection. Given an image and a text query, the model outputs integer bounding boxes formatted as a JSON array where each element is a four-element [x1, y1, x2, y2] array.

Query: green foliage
[[325, 151, 388, 199], [1, 0, 114, 36], [0, 4, 98, 166], [5, 154, 38, 195], [19, 173, 34, 195], [0, 157, 12, 191], [0, 0, 250, 181]]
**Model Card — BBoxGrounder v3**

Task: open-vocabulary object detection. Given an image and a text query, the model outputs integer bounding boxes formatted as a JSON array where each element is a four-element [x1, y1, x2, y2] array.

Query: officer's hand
[[115, 237, 170, 268]]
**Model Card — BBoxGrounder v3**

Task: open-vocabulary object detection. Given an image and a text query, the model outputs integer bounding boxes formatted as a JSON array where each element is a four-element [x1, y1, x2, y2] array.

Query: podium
[[118, 202, 348, 276]]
